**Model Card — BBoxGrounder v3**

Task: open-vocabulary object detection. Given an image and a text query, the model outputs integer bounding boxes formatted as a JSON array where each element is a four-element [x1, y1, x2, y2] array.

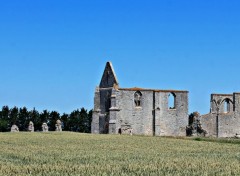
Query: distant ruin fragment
[[28, 121, 34, 132], [55, 120, 62, 132], [186, 112, 207, 137], [11, 125, 19, 132], [42, 123, 49, 132]]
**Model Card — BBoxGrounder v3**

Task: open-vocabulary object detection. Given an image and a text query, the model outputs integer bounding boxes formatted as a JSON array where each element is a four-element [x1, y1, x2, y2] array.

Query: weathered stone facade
[[91, 62, 189, 136], [200, 93, 240, 138]]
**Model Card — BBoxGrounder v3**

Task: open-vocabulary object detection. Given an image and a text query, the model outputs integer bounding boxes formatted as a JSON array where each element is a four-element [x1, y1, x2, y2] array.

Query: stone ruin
[[55, 120, 62, 132], [92, 62, 188, 136], [9, 121, 61, 132], [28, 121, 34, 132], [11, 125, 19, 132], [92, 62, 240, 138], [120, 125, 133, 135], [186, 112, 207, 137], [42, 123, 49, 132], [199, 93, 240, 138]]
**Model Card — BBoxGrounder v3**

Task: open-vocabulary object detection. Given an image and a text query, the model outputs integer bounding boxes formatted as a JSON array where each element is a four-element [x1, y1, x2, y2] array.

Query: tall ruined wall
[[216, 93, 240, 138], [218, 112, 239, 137], [200, 93, 240, 138], [232, 93, 240, 136], [115, 90, 154, 135], [92, 62, 189, 136], [91, 87, 113, 134], [200, 114, 217, 137], [155, 91, 188, 136], [110, 89, 188, 136], [91, 62, 119, 134], [202, 112, 240, 138]]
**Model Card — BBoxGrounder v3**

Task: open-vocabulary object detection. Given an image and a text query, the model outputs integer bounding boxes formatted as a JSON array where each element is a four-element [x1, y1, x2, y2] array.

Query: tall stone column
[[91, 87, 101, 134], [109, 90, 120, 134]]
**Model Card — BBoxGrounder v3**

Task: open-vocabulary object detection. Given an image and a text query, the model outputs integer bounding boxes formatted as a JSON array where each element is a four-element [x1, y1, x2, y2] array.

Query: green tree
[[0, 106, 10, 132], [61, 113, 69, 131], [87, 109, 93, 133], [0, 105, 93, 133], [79, 108, 89, 133], [9, 107, 19, 126], [48, 111, 60, 131], [29, 108, 40, 131], [40, 110, 49, 124], [68, 110, 80, 132], [19, 107, 29, 131]]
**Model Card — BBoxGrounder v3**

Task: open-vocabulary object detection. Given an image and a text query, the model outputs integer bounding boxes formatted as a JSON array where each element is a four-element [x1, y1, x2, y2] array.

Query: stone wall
[[115, 90, 154, 135], [91, 60, 189, 136], [210, 94, 233, 113], [91, 87, 112, 134], [108, 89, 188, 136], [218, 112, 238, 137], [91, 87, 100, 134], [91, 62, 118, 134], [200, 93, 240, 138], [200, 113, 217, 137], [155, 91, 188, 136], [92, 62, 240, 138]]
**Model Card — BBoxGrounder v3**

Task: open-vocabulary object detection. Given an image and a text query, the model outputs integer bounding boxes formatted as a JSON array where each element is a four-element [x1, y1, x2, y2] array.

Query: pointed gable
[[99, 62, 119, 88]]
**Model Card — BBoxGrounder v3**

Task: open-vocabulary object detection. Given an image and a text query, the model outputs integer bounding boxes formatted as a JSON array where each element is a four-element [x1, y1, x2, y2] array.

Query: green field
[[0, 132, 239, 176]]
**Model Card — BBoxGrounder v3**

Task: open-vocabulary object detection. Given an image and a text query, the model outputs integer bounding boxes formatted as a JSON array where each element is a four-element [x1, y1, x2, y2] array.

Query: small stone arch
[[221, 98, 233, 113], [168, 92, 176, 109], [134, 91, 142, 107]]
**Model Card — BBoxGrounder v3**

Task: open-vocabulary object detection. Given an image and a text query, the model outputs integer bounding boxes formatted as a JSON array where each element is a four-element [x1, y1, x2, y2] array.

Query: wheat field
[[0, 132, 239, 176]]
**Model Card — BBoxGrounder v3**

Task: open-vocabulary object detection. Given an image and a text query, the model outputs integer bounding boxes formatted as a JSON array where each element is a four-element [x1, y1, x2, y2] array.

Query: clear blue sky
[[1, 0, 240, 114]]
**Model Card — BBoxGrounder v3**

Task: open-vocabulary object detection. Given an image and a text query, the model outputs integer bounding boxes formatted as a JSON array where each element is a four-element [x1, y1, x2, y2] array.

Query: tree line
[[0, 106, 92, 133]]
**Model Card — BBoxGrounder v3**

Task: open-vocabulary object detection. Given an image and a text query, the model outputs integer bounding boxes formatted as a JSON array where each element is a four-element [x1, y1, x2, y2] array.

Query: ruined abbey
[[200, 94, 240, 137], [91, 62, 240, 138]]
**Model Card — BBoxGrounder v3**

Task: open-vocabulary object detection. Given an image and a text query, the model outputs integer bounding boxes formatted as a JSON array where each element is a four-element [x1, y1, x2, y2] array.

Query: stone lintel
[[109, 120, 116, 124], [109, 107, 120, 111]]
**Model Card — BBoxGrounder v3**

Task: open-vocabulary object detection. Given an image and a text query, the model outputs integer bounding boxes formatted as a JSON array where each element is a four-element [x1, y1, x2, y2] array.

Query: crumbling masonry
[[91, 62, 240, 137], [91, 62, 188, 136], [200, 94, 240, 137]]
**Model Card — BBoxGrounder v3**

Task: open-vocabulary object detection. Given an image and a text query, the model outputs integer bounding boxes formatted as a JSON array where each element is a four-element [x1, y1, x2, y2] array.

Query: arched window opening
[[134, 91, 142, 107], [224, 99, 230, 113], [168, 93, 176, 109]]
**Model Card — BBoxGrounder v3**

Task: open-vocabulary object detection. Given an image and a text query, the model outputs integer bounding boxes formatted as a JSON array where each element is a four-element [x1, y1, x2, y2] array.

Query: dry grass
[[0, 132, 239, 176]]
